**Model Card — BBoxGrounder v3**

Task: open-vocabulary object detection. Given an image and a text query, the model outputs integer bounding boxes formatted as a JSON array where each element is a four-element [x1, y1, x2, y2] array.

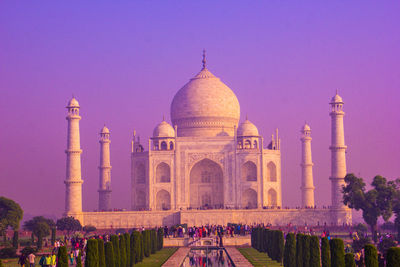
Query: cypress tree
[[124, 233, 130, 267], [157, 227, 164, 250], [321, 237, 331, 267], [302, 235, 311, 267], [12, 231, 18, 249], [97, 239, 106, 267], [56, 246, 69, 267], [85, 239, 99, 267], [330, 238, 345, 267], [345, 253, 356, 267], [143, 230, 151, 257], [386, 247, 400, 267], [276, 230, 284, 263], [119, 235, 127, 267], [51, 227, 56, 246], [296, 233, 304, 267], [284, 233, 296, 267], [0, 259, 3, 267], [132, 231, 142, 263], [364, 244, 378, 267], [105, 242, 115, 267], [150, 230, 157, 254], [111, 235, 120, 267], [266, 229, 272, 257], [309, 235, 321, 267], [76, 250, 82, 267]]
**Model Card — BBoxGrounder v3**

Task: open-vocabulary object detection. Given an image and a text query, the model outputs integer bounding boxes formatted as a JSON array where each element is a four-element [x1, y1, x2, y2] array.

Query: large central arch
[[190, 158, 224, 209]]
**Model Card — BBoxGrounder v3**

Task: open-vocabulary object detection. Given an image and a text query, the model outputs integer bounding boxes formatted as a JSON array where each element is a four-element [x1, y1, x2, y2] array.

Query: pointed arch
[[242, 161, 257, 181], [242, 188, 257, 209], [268, 188, 277, 206], [156, 162, 170, 183], [136, 190, 146, 209], [135, 163, 146, 184], [266, 161, 277, 182], [156, 190, 171, 210], [160, 141, 167, 150]]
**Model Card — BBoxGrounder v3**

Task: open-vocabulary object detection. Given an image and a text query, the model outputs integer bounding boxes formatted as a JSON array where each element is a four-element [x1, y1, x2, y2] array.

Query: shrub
[[345, 253, 356, 267], [352, 236, 371, 253], [111, 235, 120, 267], [131, 231, 142, 264], [20, 247, 37, 256], [364, 244, 378, 267], [51, 227, 56, 246], [119, 235, 127, 267], [354, 223, 368, 235], [309, 236, 321, 267], [105, 242, 115, 267], [296, 234, 303, 267], [97, 239, 106, 267], [386, 247, 400, 267], [76, 250, 82, 267], [56, 246, 69, 267], [143, 230, 151, 257], [283, 233, 296, 267], [321, 237, 330, 267], [85, 239, 99, 267], [157, 228, 164, 250], [124, 233, 130, 267], [330, 238, 345, 267], [0, 247, 17, 259], [12, 231, 18, 249], [302, 235, 311, 267], [377, 236, 396, 257], [276, 230, 284, 263]]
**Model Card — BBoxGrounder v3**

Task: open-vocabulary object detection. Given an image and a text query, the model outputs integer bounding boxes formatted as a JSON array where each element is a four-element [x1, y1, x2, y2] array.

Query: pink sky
[[0, 1, 399, 218]]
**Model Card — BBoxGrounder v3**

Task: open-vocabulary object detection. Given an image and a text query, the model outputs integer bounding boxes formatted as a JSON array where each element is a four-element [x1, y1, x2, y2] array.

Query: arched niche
[[136, 190, 146, 209], [135, 163, 146, 184], [242, 188, 257, 209], [242, 161, 257, 181], [268, 188, 277, 206], [156, 162, 170, 183], [266, 162, 277, 182], [156, 189, 171, 210]]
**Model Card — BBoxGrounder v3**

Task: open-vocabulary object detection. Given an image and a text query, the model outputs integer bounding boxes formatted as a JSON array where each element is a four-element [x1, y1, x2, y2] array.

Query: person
[[45, 254, 52, 267], [69, 250, 74, 265], [38, 255, 46, 267], [18, 254, 26, 267], [28, 252, 36, 267], [50, 252, 56, 267]]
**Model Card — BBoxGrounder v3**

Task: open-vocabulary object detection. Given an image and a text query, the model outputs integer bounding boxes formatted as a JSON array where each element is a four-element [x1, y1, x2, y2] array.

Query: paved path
[[225, 247, 253, 267], [162, 247, 190, 267]]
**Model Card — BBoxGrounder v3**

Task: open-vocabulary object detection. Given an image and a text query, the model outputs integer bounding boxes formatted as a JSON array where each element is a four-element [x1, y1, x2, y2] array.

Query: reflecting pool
[[181, 247, 235, 267]]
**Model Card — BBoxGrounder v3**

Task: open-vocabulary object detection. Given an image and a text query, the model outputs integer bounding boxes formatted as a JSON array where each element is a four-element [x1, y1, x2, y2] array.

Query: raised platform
[[67, 208, 351, 229]]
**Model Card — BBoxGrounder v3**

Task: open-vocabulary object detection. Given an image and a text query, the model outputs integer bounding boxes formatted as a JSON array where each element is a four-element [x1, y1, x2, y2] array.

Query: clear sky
[[0, 1, 399, 218]]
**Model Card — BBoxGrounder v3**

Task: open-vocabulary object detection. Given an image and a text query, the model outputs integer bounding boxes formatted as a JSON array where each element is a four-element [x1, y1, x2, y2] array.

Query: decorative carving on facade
[[187, 152, 225, 168]]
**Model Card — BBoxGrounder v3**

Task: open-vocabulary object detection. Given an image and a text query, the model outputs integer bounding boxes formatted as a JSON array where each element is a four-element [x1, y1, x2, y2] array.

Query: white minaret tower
[[329, 91, 347, 209], [65, 97, 83, 214], [98, 125, 112, 211], [300, 123, 315, 208]]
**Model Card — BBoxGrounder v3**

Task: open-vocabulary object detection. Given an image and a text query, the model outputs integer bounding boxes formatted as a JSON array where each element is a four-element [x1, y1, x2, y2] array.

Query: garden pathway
[[225, 247, 253, 267], [162, 247, 190, 267]]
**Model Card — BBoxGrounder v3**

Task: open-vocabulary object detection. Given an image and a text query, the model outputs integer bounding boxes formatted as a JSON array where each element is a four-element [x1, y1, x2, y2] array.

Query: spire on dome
[[202, 49, 206, 69]]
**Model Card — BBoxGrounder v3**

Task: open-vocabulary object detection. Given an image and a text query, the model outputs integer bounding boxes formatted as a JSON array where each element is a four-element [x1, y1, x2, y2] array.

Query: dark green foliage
[[157, 227, 164, 250], [377, 236, 396, 256], [83, 225, 97, 235], [56, 217, 82, 236], [119, 235, 127, 267], [76, 250, 82, 267], [23, 216, 54, 249], [352, 236, 371, 252], [0, 258, 3, 267], [283, 233, 296, 267], [321, 237, 331, 267], [124, 233, 130, 267], [143, 230, 151, 257], [309, 236, 321, 267], [105, 242, 115, 267], [345, 253, 356, 267], [276, 230, 284, 263], [85, 239, 99, 267], [111, 235, 120, 267], [296, 233, 304, 267], [12, 231, 18, 248], [20, 246, 36, 256], [302, 235, 311, 267], [51, 227, 56, 245], [0, 197, 23, 232], [56, 246, 69, 267], [364, 244, 378, 267], [97, 239, 106, 267], [330, 238, 345, 267], [0, 247, 16, 259], [140, 231, 144, 262], [150, 230, 157, 254], [131, 231, 142, 264], [386, 247, 400, 267]]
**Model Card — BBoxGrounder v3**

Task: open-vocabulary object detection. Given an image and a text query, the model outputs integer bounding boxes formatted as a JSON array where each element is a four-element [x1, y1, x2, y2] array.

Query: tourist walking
[[28, 252, 36, 267], [18, 254, 26, 267]]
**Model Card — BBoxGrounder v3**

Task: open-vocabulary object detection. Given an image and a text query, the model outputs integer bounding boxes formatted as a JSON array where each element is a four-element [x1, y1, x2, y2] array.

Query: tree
[[105, 242, 115, 267], [97, 239, 106, 267], [309, 236, 321, 267], [12, 231, 18, 249], [143, 230, 151, 257], [302, 235, 310, 267], [386, 247, 400, 267], [23, 216, 54, 249], [345, 253, 356, 267], [131, 231, 142, 264], [352, 236, 371, 253], [111, 235, 120, 267], [276, 230, 284, 263], [83, 225, 97, 236], [157, 228, 164, 251], [0, 197, 23, 239], [85, 239, 99, 267], [119, 235, 127, 267], [56, 217, 82, 236], [364, 244, 378, 267], [321, 237, 331, 267], [343, 174, 397, 242], [150, 230, 157, 254], [56, 246, 69, 267], [377, 236, 396, 257], [51, 227, 56, 246], [296, 233, 303, 267], [283, 233, 296, 267], [330, 238, 345, 267], [124, 233, 130, 267]]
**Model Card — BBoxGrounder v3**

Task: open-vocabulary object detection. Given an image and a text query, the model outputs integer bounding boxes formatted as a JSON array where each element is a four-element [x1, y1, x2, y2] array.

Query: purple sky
[[0, 1, 399, 218]]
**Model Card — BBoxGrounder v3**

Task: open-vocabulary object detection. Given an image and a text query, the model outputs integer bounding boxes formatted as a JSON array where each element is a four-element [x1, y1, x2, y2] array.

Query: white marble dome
[[302, 123, 311, 132], [67, 97, 80, 107], [101, 125, 110, 134], [237, 119, 259, 136], [170, 66, 240, 137], [153, 120, 175, 138], [331, 93, 343, 103]]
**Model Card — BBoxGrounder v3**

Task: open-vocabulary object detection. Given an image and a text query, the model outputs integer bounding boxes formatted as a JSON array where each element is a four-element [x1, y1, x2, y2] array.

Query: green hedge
[[309, 236, 321, 267], [330, 238, 344, 267], [119, 235, 127, 267], [76, 250, 82, 267], [56, 246, 68, 267], [157, 228, 164, 250], [321, 237, 331, 267], [111, 235, 120, 267], [386, 247, 400, 267], [105, 242, 115, 267], [143, 230, 151, 257], [345, 253, 356, 267], [296, 233, 304, 267], [97, 239, 106, 267], [364, 244, 378, 267], [302, 235, 310, 267], [130, 231, 142, 264], [85, 239, 99, 267], [124, 233, 130, 267], [283, 233, 296, 267]]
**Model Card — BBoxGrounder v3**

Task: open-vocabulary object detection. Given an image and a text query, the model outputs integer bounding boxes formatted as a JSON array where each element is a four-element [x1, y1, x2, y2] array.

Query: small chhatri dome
[[101, 125, 110, 134], [302, 123, 311, 132], [330, 90, 343, 103], [153, 120, 175, 138], [237, 119, 259, 136], [170, 52, 240, 137], [67, 97, 80, 107]]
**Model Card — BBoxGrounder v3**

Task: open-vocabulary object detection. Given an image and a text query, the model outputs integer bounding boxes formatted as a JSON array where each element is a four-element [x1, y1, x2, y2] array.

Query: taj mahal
[[64, 53, 352, 229]]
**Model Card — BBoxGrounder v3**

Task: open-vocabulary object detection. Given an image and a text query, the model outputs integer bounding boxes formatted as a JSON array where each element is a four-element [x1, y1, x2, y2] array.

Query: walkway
[[162, 247, 190, 267], [225, 247, 253, 267]]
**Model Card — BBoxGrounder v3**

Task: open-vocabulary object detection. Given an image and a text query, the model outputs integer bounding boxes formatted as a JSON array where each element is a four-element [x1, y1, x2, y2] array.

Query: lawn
[[238, 247, 282, 267], [134, 247, 178, 267]]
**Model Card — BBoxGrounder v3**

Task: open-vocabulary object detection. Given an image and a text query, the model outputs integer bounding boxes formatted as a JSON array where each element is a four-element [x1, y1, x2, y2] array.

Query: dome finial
[[162, 114, 165, 121], [202, 49, 206, 69]]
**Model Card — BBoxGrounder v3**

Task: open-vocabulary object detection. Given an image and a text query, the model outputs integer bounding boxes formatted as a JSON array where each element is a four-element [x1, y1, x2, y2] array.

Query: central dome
[[171, 64, 240, 137]]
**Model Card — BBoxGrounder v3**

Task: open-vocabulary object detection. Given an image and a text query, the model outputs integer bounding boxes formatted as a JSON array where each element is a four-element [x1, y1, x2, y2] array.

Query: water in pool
[[181, 247, 234, 267]]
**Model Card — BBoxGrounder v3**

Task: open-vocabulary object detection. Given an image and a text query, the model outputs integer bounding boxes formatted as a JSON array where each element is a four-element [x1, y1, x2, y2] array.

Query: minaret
[[65, 97, 83, 214], [329, 91, 347, 209], [300, 123, 315, 208], [98, 125, 112, 211]]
